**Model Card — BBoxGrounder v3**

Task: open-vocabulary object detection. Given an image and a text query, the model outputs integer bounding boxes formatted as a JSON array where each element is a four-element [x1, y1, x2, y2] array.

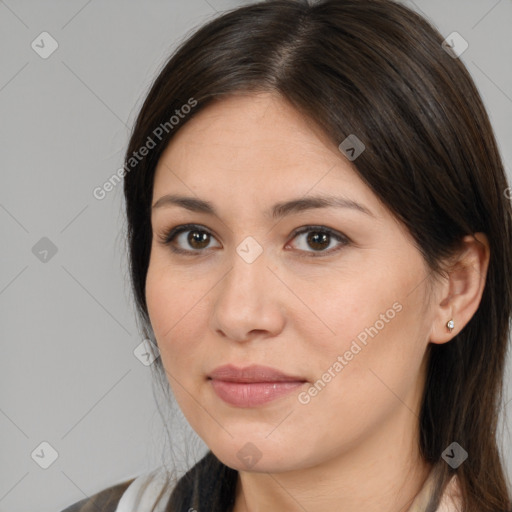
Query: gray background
[[1, 1, 511, 511]]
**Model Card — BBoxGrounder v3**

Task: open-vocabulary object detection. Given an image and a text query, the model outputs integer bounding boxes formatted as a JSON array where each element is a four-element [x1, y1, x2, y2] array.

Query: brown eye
[[305, 231, 330, 251], [187, 230, 210, 249], [288, 226, 350, 257], [158, 224, 221, 255], [159, 224, 349, 257]]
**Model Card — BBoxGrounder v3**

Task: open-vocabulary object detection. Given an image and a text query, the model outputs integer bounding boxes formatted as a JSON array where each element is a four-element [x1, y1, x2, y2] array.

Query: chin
[[215, 449, 292, 473], [205, 435, 312, 474]]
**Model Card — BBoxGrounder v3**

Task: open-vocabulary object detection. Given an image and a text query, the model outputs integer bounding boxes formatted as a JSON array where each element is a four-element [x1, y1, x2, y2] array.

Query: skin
[[145, 91, 490, 512]]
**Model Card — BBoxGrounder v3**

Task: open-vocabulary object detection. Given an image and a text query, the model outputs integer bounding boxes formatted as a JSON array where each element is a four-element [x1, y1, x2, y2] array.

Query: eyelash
[[157, 223, 351, 258]]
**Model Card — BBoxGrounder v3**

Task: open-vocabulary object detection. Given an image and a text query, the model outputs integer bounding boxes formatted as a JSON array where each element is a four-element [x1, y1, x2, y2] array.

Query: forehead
[[158, 92, 336, 166], [151, 92, 384, 218]]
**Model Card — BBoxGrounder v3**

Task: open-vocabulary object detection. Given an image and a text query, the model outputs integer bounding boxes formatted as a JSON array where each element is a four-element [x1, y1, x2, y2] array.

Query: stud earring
[[446, 319, 454, 332]]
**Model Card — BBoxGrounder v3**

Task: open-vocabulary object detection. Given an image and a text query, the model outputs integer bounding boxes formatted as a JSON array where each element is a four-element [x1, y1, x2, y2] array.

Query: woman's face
[[146, 92, 437, 473]]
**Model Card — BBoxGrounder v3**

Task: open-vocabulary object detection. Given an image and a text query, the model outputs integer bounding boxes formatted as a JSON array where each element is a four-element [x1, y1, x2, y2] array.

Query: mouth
[[207, 364, 308, 407]]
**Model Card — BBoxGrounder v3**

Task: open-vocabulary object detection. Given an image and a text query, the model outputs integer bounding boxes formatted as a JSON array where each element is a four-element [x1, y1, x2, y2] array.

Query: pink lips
[[208, 364, 307, 407]]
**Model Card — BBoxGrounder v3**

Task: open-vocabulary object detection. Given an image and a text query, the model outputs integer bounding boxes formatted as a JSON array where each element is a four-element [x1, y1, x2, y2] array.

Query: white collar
[[115, 467, 172, 512]]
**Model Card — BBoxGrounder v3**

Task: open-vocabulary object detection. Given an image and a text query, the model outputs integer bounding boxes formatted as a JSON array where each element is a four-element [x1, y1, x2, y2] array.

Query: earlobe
[[429, 233, 490, 345]]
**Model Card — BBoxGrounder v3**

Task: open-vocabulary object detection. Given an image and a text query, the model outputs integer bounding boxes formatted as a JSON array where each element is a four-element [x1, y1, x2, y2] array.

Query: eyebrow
[[152, 193, 374, 220]]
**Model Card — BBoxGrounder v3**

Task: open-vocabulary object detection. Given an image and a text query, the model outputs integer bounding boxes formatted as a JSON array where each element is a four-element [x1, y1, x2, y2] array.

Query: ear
[[429, 233, 490, 344]]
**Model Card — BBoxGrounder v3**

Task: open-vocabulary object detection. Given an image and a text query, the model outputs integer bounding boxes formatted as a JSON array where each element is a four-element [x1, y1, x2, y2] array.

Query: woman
[[62, 0, 512, 510]]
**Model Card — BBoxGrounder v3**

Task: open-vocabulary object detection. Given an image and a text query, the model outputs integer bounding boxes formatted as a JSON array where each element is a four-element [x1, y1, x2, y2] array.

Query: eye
[[287, 226, 350, 257], [157, 224, 220, 255], [157, 224, 350, 257]]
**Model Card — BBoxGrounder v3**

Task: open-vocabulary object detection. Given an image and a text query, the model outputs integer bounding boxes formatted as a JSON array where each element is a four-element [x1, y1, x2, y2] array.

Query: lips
[[208, 364, 307, 382], [208, 364, 307, 407]]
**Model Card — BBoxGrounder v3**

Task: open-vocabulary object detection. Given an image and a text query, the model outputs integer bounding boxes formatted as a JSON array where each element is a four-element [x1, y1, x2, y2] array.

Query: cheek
[[291, 307, 427, 464], [303, 258, 429, 391], [146, 265, 213, 429], [303, 272, 430, 420], [145, 260, 210, 376], [298, 268, 407, 359]]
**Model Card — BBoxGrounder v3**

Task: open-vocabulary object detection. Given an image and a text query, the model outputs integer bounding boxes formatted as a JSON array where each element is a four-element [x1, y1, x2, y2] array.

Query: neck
[[232, 407, 432, 512]]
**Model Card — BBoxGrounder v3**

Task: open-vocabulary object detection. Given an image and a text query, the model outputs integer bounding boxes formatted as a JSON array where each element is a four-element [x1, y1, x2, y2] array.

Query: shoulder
[[60, 477, 136, 512], [437, 474, 463, 512], [407, 467, 462, 512]]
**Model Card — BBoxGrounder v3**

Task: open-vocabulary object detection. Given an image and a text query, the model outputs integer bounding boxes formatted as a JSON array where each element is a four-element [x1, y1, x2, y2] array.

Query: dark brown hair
[[122, 0, 512, 510]]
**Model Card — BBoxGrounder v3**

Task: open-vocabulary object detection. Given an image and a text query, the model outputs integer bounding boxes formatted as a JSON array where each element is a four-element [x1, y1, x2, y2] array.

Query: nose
[[210, 246, 286, 343]]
